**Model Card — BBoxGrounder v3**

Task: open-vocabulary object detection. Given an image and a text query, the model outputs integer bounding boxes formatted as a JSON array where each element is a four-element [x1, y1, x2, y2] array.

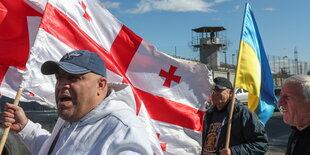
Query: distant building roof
[[192, 26, 226, 32]]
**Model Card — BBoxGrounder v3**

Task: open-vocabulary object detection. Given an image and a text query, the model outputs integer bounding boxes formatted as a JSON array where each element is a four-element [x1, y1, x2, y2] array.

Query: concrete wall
[[212, 70, 235, 85], [200, 45, 221, 70]]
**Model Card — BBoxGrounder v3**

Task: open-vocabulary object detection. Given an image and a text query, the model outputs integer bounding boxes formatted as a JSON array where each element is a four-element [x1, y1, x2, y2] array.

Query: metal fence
[[219, 53, 310, 76], [267, 55, 310, 75], [217, 54, 310, 86]]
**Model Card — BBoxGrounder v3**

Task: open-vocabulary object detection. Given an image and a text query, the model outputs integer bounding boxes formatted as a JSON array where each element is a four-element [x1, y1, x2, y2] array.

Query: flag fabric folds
[[0, 0, 213, 154], [0, 0, 44, 100], [235, 3, 277, 125]]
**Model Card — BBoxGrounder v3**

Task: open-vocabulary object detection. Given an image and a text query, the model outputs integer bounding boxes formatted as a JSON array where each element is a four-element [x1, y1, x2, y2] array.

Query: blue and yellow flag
[[235, 3, 277, 125]]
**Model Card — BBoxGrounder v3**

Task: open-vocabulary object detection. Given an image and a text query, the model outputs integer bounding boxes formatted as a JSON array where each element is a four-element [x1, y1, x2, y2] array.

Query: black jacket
[[286, 126, 310, 155], [202, 101, 269, 155]]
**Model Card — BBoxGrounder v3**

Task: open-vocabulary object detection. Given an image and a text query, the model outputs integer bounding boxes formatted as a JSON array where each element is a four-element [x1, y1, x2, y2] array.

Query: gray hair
[[283, 75, 310, 102]]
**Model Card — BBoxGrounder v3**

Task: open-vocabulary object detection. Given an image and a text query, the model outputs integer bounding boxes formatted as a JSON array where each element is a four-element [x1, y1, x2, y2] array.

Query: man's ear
[[229, 89, 234, 96], [98, 76, 107, 91]]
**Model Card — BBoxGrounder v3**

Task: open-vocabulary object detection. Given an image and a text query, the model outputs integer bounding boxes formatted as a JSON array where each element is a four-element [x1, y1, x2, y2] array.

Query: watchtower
[[192, 26, 226, 69]]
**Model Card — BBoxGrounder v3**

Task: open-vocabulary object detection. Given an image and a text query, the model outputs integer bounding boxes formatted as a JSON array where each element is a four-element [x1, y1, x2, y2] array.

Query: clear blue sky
[[102, 0, 310, 64]]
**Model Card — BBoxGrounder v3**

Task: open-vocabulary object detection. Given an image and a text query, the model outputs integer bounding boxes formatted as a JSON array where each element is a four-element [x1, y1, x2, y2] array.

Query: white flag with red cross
[[1, 0, 213, 154]]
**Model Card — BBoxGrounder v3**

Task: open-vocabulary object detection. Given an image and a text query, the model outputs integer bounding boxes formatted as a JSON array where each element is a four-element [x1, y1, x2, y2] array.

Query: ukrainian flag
[[235, 3, 277, 125]]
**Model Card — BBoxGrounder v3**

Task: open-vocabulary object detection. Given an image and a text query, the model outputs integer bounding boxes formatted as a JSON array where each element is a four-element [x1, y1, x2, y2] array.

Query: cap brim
[[41, 61, 59, 75], [215, 84, 228, 90], [41, 61, 91, 75]]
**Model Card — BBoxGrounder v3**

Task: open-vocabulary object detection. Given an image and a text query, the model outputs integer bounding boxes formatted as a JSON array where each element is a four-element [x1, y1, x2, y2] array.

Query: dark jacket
[[285, 126, 310, 155], [202, 100, 269, 155]]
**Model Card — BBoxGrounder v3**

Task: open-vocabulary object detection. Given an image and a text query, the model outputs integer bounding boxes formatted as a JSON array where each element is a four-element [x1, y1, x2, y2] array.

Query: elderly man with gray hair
[[278, 75, 310, 155]]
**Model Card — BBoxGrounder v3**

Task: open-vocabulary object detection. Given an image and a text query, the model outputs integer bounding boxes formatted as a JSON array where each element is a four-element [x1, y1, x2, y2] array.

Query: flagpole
[[224, 41, 243, 148], [0, 88, 23, 154], [224, 87, 236, 148], [224, 3, 248, 148], [224, 40, 241, 147]]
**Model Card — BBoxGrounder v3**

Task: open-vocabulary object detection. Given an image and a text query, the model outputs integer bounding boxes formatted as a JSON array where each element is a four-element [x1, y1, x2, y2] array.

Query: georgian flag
[[0, 0, 213, 154]]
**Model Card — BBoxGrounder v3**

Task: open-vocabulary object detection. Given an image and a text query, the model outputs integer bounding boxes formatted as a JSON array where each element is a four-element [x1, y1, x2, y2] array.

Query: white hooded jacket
[[18, 83, 153, 155]]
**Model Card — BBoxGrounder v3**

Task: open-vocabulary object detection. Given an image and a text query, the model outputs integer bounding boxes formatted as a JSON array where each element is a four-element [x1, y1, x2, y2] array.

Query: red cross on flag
[[159, 65, 181, 88], [0, 0, 213, 154]]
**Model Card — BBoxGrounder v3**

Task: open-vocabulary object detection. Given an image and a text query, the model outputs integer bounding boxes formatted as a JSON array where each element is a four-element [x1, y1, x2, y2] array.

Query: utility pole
[[174, 46, 177, 56], [223, 51, 227, 70], [232, 54, 235, 66], [294, 47, 299, 74], [283, 56, 288, 74]]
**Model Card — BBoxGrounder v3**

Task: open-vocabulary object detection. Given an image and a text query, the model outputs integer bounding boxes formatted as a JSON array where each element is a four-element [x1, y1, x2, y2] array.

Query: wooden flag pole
[[224, 33, 244, 148], [225, 40, 243, 148], [0, 89, 23, 154], [223, 1, 250, 146], [224, 87, 237, 148]]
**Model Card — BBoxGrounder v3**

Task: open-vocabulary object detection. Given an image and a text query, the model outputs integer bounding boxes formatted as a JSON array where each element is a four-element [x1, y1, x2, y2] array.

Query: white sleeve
[[17, 120, 51, 155]]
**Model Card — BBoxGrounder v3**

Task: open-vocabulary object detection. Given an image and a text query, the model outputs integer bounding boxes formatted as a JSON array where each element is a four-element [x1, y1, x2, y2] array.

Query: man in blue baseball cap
[[3, 50, 154, 155]]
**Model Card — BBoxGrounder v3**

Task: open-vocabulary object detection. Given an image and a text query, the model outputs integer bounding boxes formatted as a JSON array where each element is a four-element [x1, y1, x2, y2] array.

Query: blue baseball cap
[[41, 50, 106, 77]]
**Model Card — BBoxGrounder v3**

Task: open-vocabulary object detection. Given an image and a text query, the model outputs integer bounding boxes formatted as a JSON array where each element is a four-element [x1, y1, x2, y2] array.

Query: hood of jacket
[[77, 82, 136, 127]]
